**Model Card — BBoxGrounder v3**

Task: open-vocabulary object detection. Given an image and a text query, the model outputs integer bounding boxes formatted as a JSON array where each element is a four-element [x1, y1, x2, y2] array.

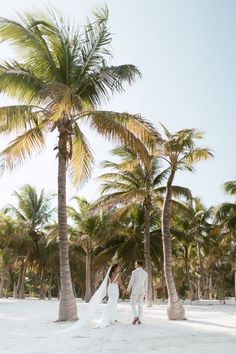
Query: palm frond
[[181, 148, 214, 163], [0, 125, 46, 172], [0, 63, 43, 102], [86, 111, 154, 161], [0, 105, 46, 134], [91, 190, 145, 212], [224, 181, 236, 196], [69, 123, 94, 186]]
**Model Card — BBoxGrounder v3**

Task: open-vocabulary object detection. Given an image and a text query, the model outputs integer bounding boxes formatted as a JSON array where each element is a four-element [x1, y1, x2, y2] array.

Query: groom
[[127, 260, 148, 325]]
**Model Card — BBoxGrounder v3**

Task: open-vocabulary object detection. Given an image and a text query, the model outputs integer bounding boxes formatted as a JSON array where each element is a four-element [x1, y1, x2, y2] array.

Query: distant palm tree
[[171, 197, 213, 300], [0, 213, 19, 298], [215, 180, 236, 299], [0, 8, 156, 320], [159, 125, 213, 320], [215, 181, 236, 233], [97, 204, 163, 284], [5, 184, 53, 298], [68, 197, 110, 302]]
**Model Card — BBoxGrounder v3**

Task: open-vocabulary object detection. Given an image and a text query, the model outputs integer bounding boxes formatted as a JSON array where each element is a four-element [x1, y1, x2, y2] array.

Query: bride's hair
[[109, 263, 119, 278]]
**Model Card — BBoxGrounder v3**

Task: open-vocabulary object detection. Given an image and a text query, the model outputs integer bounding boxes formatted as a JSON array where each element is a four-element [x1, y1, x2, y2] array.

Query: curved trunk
[[58, 127, 77, 321], [84, 249, 92, 302], [161, 169, 185, 320], [144, 195, 152, 307]]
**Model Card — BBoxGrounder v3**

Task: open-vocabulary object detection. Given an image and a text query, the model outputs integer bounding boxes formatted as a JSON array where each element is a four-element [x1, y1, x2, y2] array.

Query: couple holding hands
[[100, 260, 148, 327]]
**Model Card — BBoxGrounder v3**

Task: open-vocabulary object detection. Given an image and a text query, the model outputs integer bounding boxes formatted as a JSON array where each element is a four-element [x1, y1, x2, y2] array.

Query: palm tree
[[159, 125, 213, 320], [215, 181, 236, 233], [171, 198, 213, 300], [96, 204, 163, 287], [96, 145, 167, 306], [68, 197, 110, 302], [0, 213, 19, 297], [0, 8, 156, 320], [215, 180, 236, 298], [5, 184, 53, 298]]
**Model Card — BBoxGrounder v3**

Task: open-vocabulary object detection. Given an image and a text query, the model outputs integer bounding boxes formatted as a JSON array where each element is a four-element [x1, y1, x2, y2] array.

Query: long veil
[[64, 265, 111, 331]]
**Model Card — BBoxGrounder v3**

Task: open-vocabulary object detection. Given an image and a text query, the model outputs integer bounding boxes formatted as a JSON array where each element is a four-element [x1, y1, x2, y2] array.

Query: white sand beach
[[1, 298, 236, 354]]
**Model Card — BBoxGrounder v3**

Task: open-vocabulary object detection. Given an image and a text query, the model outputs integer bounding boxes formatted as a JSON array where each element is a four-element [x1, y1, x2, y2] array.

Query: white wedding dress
[[96, 273, 119, 328], [64, 266, 119, 332]]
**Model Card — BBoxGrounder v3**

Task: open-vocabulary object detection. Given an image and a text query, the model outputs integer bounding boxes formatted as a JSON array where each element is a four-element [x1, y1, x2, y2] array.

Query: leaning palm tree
[[0, 8, 157, 320], [159, 125, 213, 320]]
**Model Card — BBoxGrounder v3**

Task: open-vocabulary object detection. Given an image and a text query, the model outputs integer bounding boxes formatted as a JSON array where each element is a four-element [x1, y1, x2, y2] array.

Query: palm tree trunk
[[39, 268, 45, 300], [144, 195, 152, 307], [58, 127, 77, 321], [196, 241, 204, 299], [184, 246, 193, 300], [161, 169, 185, 320], [48, 273, 53, 300], [13, 281, 17, 298], [91, 267, 96, 295], [18, 249, 30, 299], [234, 271, 236, 301], [209, 273, 213, 300], [84, 250, 92, 302], [0, 271, 4, 298], [161, 261, 166, 301]]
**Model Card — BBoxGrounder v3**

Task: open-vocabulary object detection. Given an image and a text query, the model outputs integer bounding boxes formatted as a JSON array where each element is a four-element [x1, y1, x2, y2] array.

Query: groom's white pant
[[131, 293, 144, 319]]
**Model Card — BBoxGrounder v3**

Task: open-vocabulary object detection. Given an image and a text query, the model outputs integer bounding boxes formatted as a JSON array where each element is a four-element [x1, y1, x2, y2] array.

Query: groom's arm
[[127, 271, 135, 293]]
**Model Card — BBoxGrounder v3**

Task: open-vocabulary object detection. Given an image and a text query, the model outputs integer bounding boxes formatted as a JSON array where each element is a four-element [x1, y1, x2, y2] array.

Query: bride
[[97, 263, 128, 328], [66, 263, 127, 331]]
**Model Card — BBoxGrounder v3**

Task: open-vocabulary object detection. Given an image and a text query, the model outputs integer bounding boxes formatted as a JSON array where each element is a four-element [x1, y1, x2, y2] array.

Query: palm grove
[[0, 8, 233, 322]]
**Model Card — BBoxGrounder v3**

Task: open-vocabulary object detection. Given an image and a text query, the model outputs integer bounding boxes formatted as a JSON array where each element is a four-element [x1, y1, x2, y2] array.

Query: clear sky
[[0, 0, 235, 208]]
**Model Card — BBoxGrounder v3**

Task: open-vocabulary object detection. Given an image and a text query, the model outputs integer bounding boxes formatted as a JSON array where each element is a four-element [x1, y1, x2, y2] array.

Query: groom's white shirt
[[127, 267, 148, 295]]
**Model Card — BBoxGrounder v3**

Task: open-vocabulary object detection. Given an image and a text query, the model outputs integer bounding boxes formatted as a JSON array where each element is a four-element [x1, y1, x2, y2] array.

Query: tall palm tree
[[0, 8, 156, 320], [159, 125, 213, 320], [96, 145, 167, 306]]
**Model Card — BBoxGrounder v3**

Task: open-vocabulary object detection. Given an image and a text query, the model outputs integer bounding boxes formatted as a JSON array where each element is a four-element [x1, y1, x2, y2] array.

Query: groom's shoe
[[132, 317, 139, 325], [137, 320, 141, 324]]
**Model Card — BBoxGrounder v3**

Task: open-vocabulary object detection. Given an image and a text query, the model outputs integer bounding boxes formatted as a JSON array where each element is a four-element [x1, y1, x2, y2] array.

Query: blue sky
[[0, 0, 235, 208]]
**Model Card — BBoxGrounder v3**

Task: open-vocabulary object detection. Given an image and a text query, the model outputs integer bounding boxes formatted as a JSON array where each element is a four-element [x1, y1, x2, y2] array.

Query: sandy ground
[[1, 298, 236, 354]]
